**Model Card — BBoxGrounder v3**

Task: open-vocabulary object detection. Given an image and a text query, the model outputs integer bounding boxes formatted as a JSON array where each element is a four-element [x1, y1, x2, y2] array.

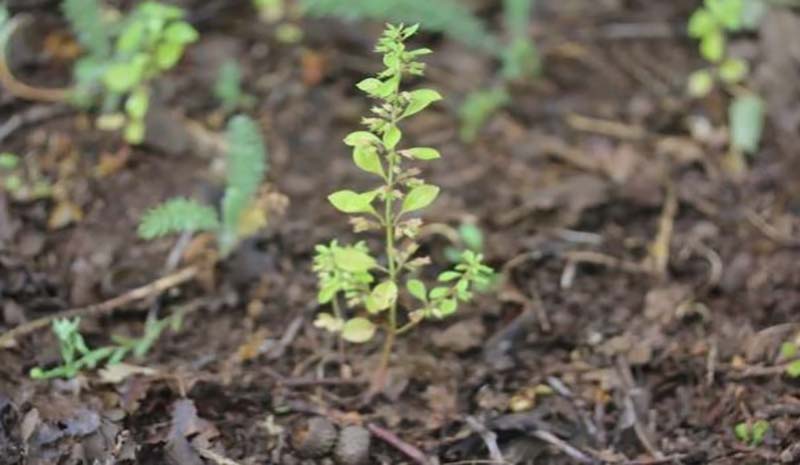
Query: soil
[[2, 1, 800, 464]]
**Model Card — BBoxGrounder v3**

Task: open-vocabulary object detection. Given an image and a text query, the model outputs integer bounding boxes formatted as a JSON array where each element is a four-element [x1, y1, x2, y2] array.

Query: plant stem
[[377, 142, 398, 384]]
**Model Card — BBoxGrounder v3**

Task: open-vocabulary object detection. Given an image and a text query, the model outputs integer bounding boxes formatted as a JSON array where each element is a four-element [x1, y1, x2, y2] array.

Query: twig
[[565, 251, 651, 275], [0, 104, 72, 144], [565, 114, 647, 140], [465, 416, 505, 465], [0, 266, 198, 348], [745, 209, 800, 247], [367, 423, 433, 465], [646, 183, 677, 278], [195, 447, 244, 465], [615, 357, 663, 460], [0, 14, 69, 102], [530, 430, 595, 464]]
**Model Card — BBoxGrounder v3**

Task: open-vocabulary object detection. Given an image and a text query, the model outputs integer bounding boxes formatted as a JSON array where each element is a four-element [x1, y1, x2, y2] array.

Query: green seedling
[[214, 60, 254, 112], [30, 313, 182, 379], [734, 419, 770, 446], [687, 0, 765, 156], [459, 87, 511, 143], [138, 115, 269, 257], [312, 24, 493, 385], [62, 0, 199, 143], [0, 152, 52, 200]]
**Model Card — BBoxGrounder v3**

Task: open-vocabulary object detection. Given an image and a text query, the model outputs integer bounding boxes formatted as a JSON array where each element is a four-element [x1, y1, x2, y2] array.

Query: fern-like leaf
[[138, 198, 220, 239], [301, 0, 499, 53], [225, 115, 267, 203], [61, 0, 111, 58]]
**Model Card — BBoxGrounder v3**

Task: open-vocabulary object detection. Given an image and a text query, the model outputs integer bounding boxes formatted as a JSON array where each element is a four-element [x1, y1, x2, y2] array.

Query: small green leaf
[[344, 131, 380, 147], [103, 63, 141, 93], [688, 69, 714, 98], [164, 21, 199, 44], [407, 279, 427, 302], [317, 282, 338, 304], [156, 42, 184, 70], [403, 89, 442, 118], [729, 94, 764, 154], [0, 152, 19, 169], [780, 341, 798, 360], [383, 125, 401, 150], [117, 21, 145, 53], [706, 0, 742, 30], [429, 286, 449, 300], [439, 298, 457, 316], [438, 271, 461, 282], [402, 184, 439, 213], [700, 30, 725, 63], [341, 317, 376, 343], [328, 190, 377, 214], [718, 58, 748, 84], [124, 119, 145, 144], [734, 422, 750, 443], [786, 360, 800, 378], [403, 147, 440, 160], [124, 88, 149, 119], [366, 281, 398, 313], [356, 77, 383, 96], [459, 223, 483, 251], [751, 420, 769, 445], [353, 146, 384, 177], [688, 9, 718, 38], [332, 246, 377, 273]]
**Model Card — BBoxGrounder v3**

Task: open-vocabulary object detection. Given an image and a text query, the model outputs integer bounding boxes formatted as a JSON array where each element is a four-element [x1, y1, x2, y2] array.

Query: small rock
[[334, 426, 370, 465], [290, 417, 337, 458]]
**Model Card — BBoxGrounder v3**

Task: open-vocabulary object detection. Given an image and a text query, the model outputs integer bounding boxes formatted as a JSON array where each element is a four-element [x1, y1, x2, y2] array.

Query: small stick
[[0, 266, 198, 348], [367, 423, 432, 465], [195, 447, 244, 465], [465, 416, 505, 465], [530, 430, 595, 464]]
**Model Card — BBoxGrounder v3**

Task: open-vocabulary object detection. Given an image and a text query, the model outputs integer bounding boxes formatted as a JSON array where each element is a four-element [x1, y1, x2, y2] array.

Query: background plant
[[687, 0, 765, 157], [312, 24, 493, 386], [138, 115, 269, 257], [30, 313, 182, 379], [62, 0, 199, 143], [214, 60, 255, 113]]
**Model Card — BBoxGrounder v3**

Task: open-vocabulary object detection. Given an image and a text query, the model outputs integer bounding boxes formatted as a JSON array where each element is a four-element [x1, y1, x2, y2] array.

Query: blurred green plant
[[312, 25, 493, 387], [214, 60, 254, 112], [0, 152, 52, 200], [62, 0, 199, 143], [687, 0, 765, 157], [30, 313, 182, 379], [138, 115, 269, 257], [734, 419, 770, 446]]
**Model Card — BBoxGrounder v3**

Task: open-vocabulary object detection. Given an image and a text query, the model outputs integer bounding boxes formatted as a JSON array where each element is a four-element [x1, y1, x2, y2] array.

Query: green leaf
[[328, 190, 378, 214], [402, 184, 439, 213], [700, 30, 725, 62], [164, 21, 199, 44], [225, 114, 267, 204], [407, 279, 427, 302], [459, 223, 483, 251], [729, 94, 764, 154], [780, 342, 798, 360], [124, 87, 149, 119], [439, 298, 457, 316], [156, 42, 184, 70], [317, 282, 338, 304], [786, 360, 800, 378], [341, 317, 376, 343], [103, 62, 141, 93], [356, 77, 383, 96], [366, 281, 398, 313], [344, 131, 380, 147], [332, 246, 377, 273], [0, 152, 19, 169], [353, 146, 384, 177], [734, 422, 750, 443], [403, 147, 440, 160], [314, 312, 344, 332], [718, 58, 748, 84], [383, 125, 401, 150], [138, 198, 220, 239], [124, 119, 146, 144], [117, 21, 145, 53], [688, 9, 718, 38], [706, 0, 742, 30], [688, 69, 714, 98], [438, 271, 461, 282], [429, 286, 449, 300], [403, 89, 442, 118], [751, 420, 769, 446]]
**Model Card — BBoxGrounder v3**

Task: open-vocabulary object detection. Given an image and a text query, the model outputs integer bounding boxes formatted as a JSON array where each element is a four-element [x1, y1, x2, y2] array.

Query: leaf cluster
[[138, 115, 269, 257], [63, 0, 199, 143], [313, 24, 493, 346], [30, 314, 181, 379]]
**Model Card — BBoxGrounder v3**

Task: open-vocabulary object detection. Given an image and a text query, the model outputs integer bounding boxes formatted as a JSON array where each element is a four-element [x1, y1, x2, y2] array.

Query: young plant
[[214, 60, 254, 113], [138, 115, 269, 257], [313, 24, 493, 386], [62, 0, 199, 143], [687, 0, 765, 157], [734, 419, 770, 447], [30, 313, 182, 379]]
